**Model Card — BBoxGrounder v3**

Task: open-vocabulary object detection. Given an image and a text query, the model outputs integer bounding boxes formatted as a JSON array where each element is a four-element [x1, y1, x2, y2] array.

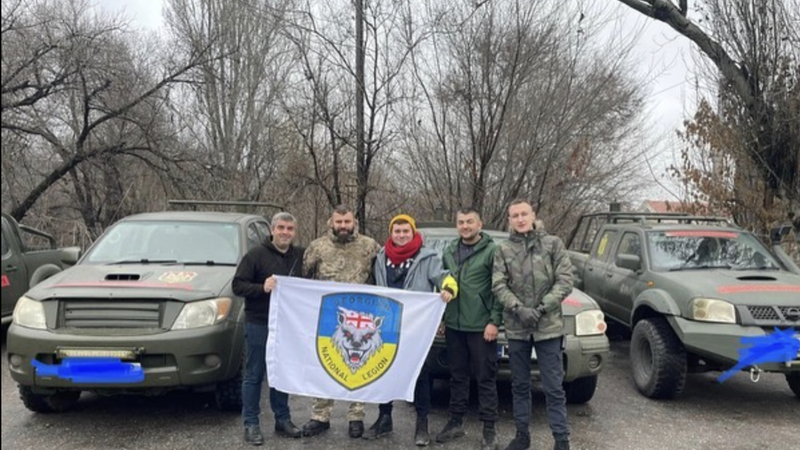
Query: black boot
[[274, 419, 302, 438], [244, 425, 264, 446], [503, 430, 530, 450], [349, 420, 365, 438], [553, 439, 570, 450], [414, 415, 430, 447], [301, 419, 330, 437], [482, 421, 498, 450], [363, 413, 393, 440], [435, 415, 465, 443]]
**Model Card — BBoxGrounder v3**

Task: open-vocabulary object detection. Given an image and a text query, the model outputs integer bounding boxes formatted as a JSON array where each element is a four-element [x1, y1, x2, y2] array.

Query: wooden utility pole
[[355, 0, 367, 233]]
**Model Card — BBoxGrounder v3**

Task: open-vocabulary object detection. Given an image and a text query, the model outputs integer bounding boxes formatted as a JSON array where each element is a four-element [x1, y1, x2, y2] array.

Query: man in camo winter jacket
[[492, 199, 573, 450]]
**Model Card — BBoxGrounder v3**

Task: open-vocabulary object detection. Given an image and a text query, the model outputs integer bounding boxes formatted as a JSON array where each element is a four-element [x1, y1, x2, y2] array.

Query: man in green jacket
[[492, 199, 573, 450], [437, 207, 502, 450]]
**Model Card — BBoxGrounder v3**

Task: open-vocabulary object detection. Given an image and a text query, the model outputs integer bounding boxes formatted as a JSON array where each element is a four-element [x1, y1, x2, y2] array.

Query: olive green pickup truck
[[2, 212, 80, 325], [567, 212, 800, 399], [7, 211, 272, 412]]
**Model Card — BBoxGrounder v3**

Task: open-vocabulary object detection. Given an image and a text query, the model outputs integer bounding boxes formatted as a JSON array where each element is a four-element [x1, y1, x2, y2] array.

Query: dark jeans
[[508, 336, 569, 439], [242, 322, 291, 427], [378, 357, 432, 419], [445, 327, 499, 422]]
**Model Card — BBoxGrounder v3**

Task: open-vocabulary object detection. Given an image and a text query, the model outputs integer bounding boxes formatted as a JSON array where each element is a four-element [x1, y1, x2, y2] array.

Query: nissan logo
[[785, 307, 800, 322]]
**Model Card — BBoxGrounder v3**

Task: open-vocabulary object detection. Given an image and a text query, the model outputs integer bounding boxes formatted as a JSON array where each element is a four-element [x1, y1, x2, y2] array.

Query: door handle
[[4, 265, 18, 272], [606, 273, 613, 278]]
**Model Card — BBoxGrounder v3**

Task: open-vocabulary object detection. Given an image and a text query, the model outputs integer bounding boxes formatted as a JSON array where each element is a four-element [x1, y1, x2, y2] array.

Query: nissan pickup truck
[[2, 212, 80, 325], [421, 226, 610, 404], [566, 212, 800, 399], [7, 210, 273, 412]]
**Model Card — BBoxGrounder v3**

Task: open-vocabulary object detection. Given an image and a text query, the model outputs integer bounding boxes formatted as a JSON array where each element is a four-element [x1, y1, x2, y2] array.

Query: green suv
[[7, 211, 272, 412]]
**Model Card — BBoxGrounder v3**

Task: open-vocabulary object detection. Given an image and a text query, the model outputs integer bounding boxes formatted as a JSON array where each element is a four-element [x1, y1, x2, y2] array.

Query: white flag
[[267, 276, 446, 403]]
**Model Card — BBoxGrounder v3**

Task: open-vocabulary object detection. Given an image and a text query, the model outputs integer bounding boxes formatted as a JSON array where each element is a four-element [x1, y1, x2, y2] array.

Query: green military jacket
[[492, 229, 573, 341], [442, 232, 502, 332]]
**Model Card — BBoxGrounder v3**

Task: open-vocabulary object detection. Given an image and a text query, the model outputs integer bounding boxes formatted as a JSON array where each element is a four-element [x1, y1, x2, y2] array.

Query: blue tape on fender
[[32, 357, 144, 383], [718, 328, 800, 383]]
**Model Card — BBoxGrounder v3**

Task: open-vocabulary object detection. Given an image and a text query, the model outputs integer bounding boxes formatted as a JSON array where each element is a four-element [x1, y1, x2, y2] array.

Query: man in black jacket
[[232, 212, 304, 446]]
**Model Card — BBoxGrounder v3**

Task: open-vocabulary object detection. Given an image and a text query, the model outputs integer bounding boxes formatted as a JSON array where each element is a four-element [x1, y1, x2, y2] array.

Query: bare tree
[[164, 0, 297, 204], [399, 0, 652, 233], [617, 0, 800, 230], [283, 0, 412, 233], [1, 0, 216, 233]]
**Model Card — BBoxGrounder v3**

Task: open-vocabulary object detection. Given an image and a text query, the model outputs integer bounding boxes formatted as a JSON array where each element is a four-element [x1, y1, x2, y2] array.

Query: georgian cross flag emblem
[[316, 292, 402, 390]]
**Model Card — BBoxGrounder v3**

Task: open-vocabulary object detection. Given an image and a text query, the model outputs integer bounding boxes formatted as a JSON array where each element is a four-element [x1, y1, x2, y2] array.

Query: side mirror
[[616, 253, 641, 272], [770, 225, 792, 246], [60, 246, 82, 266]]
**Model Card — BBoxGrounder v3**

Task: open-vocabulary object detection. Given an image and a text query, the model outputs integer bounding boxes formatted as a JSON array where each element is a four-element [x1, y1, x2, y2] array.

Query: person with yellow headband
[[362, 213, 457, 446]]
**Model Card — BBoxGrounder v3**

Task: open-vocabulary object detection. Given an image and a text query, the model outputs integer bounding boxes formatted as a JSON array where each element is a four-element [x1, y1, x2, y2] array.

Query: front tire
[[19, 386, 80, 413], [787, 372, 800, 398], [630, 318, 687, 399], [563, 375, 598, 404], [215, 351, 244, 411]]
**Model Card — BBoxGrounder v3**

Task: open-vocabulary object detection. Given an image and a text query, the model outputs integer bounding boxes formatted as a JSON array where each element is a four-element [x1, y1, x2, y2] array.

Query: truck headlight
[[690, 298, 736, 324], [13, 296, 47, 329], [575, 310, 607, 336], [172, 297, 232, 330]]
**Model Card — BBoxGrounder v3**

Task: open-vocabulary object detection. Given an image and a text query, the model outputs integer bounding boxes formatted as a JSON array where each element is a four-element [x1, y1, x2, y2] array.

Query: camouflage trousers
[[311, 398, 365, 422]]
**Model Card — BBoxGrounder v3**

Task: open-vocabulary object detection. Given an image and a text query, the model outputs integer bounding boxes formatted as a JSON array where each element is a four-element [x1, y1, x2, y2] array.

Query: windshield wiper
[[181, 261, 237, 266], [109, 259, 178, 265], [669, 263, 733, 271]]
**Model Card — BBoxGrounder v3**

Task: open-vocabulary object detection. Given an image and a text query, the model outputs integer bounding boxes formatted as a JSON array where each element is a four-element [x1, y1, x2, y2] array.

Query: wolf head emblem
[[331, 307, 384, 374]]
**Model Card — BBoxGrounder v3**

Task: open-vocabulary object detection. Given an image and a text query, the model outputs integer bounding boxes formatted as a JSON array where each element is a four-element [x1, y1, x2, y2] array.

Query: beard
[[334, 227, 354, 243], [460, 230, 480, 242]]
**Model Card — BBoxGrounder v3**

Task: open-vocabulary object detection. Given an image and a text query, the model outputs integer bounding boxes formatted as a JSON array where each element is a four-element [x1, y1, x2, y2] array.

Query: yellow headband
[[389, 214, 417, 234]]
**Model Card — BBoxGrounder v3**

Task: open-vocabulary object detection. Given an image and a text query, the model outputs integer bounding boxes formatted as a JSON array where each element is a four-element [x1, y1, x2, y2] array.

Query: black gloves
[[515, 304, 546, 327]]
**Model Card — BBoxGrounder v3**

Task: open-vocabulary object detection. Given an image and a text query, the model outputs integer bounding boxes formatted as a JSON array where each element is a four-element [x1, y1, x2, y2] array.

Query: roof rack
[[168, 200, 284, 211], [583, 212, 732, 226]]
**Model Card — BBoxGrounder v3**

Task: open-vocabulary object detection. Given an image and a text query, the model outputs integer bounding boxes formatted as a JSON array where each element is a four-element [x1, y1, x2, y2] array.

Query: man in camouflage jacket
[[492, 199, 573, 450], [300, 205, 381, 439]]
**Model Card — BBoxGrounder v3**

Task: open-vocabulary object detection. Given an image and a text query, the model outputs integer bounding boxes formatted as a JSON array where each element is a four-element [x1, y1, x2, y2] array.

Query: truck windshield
[[82, 221, 241, 265], [646, 230, 781, 272]]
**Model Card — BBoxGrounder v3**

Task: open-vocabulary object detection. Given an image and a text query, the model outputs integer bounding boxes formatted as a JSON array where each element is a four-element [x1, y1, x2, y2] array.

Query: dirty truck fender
[[632, 289, 681, 325], [29, 264, 63, 287]]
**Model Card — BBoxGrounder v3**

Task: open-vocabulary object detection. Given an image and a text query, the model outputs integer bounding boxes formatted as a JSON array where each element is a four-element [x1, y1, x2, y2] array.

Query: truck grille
[[61, 300, 164, 329], [745, 305, 800, 324], [747, 306, 780, 321]]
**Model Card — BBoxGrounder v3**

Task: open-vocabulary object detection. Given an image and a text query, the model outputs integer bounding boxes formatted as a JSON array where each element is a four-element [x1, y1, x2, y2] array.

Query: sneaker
[[363, 414, 393, 440], [301, 419, 330, 437], [244, 425, 264, 446], [435, 416, 465, 443], [349, 420, 365, 438], [274, 419, 302, 438], [414, 416, 430, 447], [503, 431, 531, 450]]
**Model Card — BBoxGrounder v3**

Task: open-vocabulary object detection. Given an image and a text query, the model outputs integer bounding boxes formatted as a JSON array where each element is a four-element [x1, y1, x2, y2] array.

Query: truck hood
[[25, 264, 235, 302], [561, 287, 600, 315], [657, 270, 800, 306]]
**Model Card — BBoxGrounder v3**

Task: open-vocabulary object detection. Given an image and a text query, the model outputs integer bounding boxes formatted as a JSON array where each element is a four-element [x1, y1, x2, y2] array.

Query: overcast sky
[[96, 0, 703, 202]]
